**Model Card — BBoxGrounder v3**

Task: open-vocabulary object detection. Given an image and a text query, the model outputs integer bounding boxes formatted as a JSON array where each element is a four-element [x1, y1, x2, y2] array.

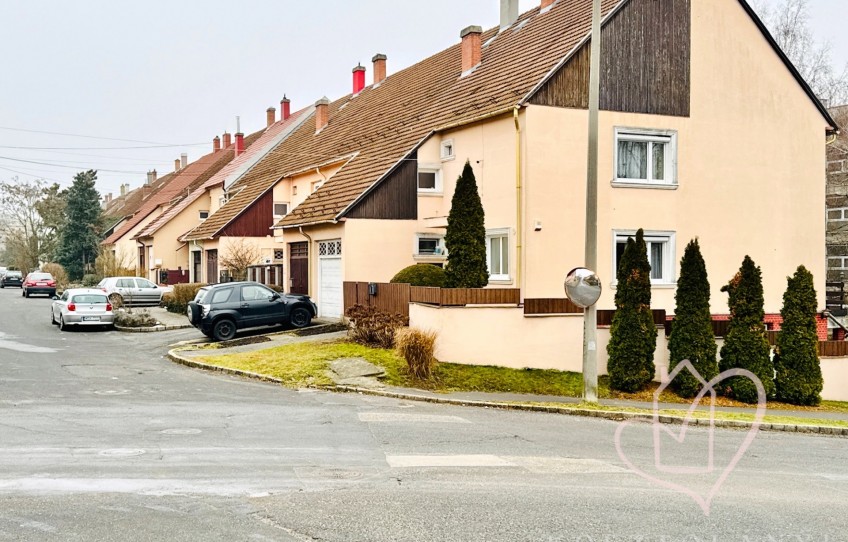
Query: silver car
[[97, 276, 165, 306], [51, 289, 115, 331]]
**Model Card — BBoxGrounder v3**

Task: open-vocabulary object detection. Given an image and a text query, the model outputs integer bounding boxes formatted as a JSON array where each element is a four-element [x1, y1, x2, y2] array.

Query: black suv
[[187, 281, 318, 341], [0, 270, 23, 288]]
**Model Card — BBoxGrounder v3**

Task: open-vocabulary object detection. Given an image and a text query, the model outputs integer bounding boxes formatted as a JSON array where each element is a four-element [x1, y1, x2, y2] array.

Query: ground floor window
[[613, 230, 675, 285], [486, 228, 510, 282]]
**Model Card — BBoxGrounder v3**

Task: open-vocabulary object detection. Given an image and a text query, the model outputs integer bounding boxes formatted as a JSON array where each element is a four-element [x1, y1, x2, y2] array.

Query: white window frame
[[273, 202, 290, 218], [613, 128, 678, 188], [414, 234, 446, 261], [829, 257, 848, 270], [486, 228, 511, 283], [199, 210, 209, 220], [440, 139, 455, 161], [417, 165, 442, 194], [612, 229, 676, 286], [828, 207, 848, 222]]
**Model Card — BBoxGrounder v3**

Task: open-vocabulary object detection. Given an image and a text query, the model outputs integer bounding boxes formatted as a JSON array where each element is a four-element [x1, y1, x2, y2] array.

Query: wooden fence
[[819, 340, 848, 357], [343, 282, 522, 317], [523, 298, 584, 315]]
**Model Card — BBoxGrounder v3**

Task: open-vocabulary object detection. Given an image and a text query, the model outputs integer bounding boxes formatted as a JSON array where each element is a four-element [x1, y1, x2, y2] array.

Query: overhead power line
[[0, 125, 190, 146], [0, 143, 209, 150]]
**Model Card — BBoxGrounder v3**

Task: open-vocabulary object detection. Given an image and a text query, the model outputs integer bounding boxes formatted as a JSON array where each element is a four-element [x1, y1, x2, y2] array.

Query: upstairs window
[[614, 128, 677, 187], [440, 140, 455, 161], [199, 210, 209, 220], [274, 202, 289, 217], [418, 167, 441, 193]]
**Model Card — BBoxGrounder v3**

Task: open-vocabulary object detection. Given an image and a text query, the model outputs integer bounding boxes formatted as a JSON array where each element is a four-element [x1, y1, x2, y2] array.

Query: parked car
[[51, 288, 114, 331], [22, 272, 56, 298], [0, 270, 23, 288], [97, 276, 165, 306], [187, 281, 317, 341]]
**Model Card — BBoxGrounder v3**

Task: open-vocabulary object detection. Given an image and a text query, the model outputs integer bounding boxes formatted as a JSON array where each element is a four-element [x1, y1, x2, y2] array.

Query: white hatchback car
[[51, 288, 115, 331]]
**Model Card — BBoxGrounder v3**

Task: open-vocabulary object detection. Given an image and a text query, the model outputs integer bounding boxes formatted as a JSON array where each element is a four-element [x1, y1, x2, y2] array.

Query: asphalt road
[[0, 286, 846, 541]]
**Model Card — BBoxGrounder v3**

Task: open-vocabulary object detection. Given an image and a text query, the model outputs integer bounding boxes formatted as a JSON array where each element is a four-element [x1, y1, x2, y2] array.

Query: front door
[[206, 250, 218, 284], [192, 251, 201, 283], [289, 242, 308, 295]]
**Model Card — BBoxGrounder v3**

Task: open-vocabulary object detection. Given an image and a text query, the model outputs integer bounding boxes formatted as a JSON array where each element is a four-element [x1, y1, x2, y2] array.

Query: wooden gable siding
[[344, 151, 418, 220], [219, 190, 274, 237], [530, 0, 691, 117]]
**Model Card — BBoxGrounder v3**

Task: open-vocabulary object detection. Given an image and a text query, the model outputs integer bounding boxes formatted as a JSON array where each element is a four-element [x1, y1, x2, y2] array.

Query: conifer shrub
[[395, 327, 438, 379], [166, 283, 207, 314], [774, 266, 823, 405], [82, 274, 102, 287], [607, 229, 657, 392], [668, 239, 718, 397], [345, 304, 408, 348], [719, 256, 774, 403], [444, 161, 488, 288], [390, 264, 446, 287]]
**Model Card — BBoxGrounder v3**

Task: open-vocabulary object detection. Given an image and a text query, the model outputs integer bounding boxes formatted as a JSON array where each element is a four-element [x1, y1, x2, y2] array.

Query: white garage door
[[319, 257, 343, 319]]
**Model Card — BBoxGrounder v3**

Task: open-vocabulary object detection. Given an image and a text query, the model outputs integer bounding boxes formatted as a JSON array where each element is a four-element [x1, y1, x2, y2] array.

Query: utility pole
[[582, 0, 602, 403]]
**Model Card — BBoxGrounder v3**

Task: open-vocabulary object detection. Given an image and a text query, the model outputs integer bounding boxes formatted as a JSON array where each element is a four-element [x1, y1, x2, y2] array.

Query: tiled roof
[[101, 173, 174, 224], [102, 145, 242, 245], [185, 0, 622, 238], [132, 124, 282, 239]]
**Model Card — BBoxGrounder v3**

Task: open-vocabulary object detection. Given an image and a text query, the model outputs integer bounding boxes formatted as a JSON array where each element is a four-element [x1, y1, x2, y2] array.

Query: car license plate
[[82, 316, 100, 322], [37, 282, 47, 286]]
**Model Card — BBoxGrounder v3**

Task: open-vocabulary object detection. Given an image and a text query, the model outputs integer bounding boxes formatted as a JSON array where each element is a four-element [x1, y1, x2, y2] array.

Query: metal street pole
[[582, 0, 602, 403]]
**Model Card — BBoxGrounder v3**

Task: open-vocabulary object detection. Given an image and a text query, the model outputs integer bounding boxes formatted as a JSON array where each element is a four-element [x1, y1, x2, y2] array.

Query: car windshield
[[71, 295, 108, 304]]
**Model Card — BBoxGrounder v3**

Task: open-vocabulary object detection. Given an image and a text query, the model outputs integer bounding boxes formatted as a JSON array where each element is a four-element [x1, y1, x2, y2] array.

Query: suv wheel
[[212, 318, 237, 341], [289, 307, 312, 329], [187, 302, 202, 325]]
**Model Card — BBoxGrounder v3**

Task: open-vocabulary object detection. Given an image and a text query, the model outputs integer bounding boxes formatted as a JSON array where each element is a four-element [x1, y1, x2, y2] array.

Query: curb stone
[[116, 323, 193, 333], [162, 351, 848, 438]]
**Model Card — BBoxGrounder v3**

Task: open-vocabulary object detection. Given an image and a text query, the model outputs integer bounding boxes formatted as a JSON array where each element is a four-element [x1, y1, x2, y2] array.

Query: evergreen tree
[[607, 229, 657, 392], [444, 161, 488, 288], [719, 256, 774, 403], [774, 265, 823, 405], [668, 239, 718, 397], [57, 170, 102, 281]]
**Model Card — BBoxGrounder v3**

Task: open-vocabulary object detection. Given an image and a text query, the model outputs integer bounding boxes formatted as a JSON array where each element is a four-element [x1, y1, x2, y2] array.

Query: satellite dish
[[564, 267, 602, 308]]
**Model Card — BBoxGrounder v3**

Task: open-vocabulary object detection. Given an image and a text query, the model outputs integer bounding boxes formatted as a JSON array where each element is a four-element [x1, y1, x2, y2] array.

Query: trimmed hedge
[[390, 264, 446, 287], [165, 283, 207, 314]]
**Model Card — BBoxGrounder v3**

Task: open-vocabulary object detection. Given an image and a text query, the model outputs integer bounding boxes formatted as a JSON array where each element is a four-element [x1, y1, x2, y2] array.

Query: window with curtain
[[615, 129, 676, 186], [613, 231, 676, 284]]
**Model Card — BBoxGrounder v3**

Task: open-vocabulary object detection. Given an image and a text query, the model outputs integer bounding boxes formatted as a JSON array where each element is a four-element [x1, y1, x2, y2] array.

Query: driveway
[[0, 288, 845, 541]]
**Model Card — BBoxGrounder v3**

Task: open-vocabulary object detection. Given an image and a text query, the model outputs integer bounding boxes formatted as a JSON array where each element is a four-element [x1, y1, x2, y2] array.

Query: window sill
[[414, 255, 447, 263], [488, 277, 513, 285], [611, 282, 677, 290], [611, 180, 678, 190], [418, 191, 444, 197], [441, 155, 456, 163]]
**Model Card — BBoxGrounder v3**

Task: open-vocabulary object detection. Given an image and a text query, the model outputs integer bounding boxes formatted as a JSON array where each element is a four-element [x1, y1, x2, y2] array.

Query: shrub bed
[[165, 283, 207, 314]]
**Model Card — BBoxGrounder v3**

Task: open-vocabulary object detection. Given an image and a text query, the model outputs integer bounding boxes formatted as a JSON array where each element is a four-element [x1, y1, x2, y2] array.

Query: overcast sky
[[1, 0, 846, 196]]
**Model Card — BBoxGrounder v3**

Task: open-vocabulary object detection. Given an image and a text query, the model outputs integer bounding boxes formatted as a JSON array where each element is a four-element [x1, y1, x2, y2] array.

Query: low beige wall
[[821, 358, 848, 402], [410, 304, 847, 401]]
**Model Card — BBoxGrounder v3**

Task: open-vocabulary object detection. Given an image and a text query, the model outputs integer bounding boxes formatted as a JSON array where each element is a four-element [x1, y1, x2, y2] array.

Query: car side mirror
[[51, 296, 58, 300], [271, 293, 281, 301]]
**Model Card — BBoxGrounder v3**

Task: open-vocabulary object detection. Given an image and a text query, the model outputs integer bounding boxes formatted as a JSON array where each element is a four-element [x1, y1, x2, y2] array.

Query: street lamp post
[[582, 0, 602, 403]]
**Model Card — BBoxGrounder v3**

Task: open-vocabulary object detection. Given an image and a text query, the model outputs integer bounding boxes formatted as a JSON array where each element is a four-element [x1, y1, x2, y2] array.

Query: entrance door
[[319, 257, 342, 318], [206, 250, 218, 284], [289, 242, 308, 295]]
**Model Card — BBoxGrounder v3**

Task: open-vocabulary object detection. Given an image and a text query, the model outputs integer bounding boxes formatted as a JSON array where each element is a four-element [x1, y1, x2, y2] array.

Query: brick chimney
[[281, 96, 291, 120], [266, 107, 276, 127], [174, 158, 181, 172], [213, 135, 221, 153], [500, 0, 518, 30], [180, 153, 188, 169], [235, 132, 245, 156], [372, 54, 387, 85], [540, 0, 555, 11], [146, 170, 157, 185], [222, 131, 232, 148], [352, 63, 366, 95], [315, 97, 330, 133], [460, 26, 482, 74]]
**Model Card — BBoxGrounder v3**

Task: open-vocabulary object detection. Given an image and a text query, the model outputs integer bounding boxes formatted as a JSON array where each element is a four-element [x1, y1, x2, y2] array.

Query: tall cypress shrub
[[668, 239, 718, 397], [774, 266, 822, 405], [719, 256, 774, 402], [607, 229, 657, 392], [57, 170, 102, 281], [444, 161, 488, 288]]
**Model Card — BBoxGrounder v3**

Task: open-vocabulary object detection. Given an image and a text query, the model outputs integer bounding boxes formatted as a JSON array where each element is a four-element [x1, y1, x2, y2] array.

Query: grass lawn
[[191, 338, 848, 419]]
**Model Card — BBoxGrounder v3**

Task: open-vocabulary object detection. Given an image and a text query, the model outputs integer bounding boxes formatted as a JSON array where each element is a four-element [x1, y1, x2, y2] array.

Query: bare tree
[[0, 178, 51, 272], [219, 237, 260, 282], [95, 247, 136, 278], [753, 0, 848, 105]]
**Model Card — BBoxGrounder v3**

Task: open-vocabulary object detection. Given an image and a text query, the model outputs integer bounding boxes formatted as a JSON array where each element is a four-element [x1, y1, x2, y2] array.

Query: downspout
[[514, 105, 523, 299], [299, 226, 314, 296]]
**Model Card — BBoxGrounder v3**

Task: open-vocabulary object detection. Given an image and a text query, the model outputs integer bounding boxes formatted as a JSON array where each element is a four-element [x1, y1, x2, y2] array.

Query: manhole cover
[[160, 428, 202, 435], [98, 449, 146, 457], [93, 389, 130, 396]]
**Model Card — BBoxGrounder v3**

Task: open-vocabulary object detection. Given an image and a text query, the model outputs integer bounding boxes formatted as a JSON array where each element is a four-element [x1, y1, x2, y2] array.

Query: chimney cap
[[461, 25, 483, 38], [316, 96, 330, 106], [267, 106, 276, 112], [352, 63, 365, 73], [281, 95, 290, 103], [214, 135, 220, 140], [372, 53, 387, 62]]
